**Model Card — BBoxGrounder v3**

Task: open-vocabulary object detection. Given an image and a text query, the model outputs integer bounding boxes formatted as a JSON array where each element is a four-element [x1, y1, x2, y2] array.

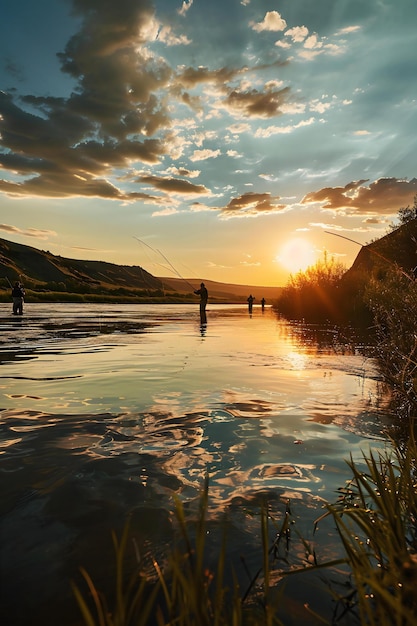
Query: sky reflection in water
[[0, 303, 392, 624]]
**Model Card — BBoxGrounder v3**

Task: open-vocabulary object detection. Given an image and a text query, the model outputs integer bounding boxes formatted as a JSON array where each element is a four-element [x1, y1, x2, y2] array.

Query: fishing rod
[[325, 230, 413, 281], [155, 247, 196, 291], [133, 236, 165, 298], [133, 236, 197, 291]]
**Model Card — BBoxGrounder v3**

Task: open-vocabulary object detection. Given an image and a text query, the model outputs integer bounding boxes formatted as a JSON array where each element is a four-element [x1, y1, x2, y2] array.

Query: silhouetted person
[[194, 282, 208, 324], [261, 297, 266, 310], [12, 281, 25, 315], [247, 294, 255, 314]]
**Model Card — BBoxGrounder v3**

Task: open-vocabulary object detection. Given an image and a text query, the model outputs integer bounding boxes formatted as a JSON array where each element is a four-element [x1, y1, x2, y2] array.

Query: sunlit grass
[[316, 439, 417, 625]]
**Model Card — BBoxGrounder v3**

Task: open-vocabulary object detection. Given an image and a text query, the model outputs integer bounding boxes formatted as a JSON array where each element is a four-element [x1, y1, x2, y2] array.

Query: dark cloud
[[4, 58, 24, 81], [57, 0, 172, 138], [138, 174, 209, 195], [176, 66, 241, 87], [0, 0, 173, 200], [175, 60, 292, 118], [194, 191, 286, 218], [224, 86, 291, 118], [302, 178, 417, 215]]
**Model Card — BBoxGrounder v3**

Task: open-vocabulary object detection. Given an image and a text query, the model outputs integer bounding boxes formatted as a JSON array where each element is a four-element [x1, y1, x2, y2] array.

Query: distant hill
[[0, 237, 282, 302], [160, 277, 281, 301]]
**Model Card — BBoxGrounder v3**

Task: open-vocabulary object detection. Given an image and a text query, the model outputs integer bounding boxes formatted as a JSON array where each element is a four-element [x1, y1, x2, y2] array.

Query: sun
[[277, 238, 317, 274]]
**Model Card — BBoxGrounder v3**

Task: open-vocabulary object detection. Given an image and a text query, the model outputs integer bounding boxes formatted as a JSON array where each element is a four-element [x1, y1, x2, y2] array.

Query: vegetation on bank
[[275, 200, 417, 326], [0, 280, 250, 305], [0, 286, 196, 305]]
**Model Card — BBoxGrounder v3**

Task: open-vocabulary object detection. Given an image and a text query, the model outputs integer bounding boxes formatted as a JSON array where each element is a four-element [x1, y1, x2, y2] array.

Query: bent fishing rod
[[133, 236, 198, 291], [325, 230, 413, 281]]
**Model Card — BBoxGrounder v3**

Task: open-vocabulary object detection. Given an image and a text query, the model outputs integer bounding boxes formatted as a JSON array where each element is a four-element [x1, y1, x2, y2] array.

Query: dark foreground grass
[[72, 476, 300, 626], [73, 437, 417, 626]]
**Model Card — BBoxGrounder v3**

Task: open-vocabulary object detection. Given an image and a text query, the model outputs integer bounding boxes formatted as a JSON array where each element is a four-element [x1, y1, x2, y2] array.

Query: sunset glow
[[277, 239, 317, 275]]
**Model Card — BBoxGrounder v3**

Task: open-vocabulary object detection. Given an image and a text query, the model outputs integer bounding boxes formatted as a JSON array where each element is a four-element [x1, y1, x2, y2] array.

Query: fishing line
[[133, 236, 171, 296], [133, 235, 206, 382], [133, 236, 197, 291], [325, 230, 413, 281], [155, 247, 196, 291]]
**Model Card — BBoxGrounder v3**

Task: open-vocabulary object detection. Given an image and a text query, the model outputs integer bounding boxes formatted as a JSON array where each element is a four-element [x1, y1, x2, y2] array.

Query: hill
[[343, 219, 417, 281], [0, 237, 281, 303], [0, 237, 163, 293], [159, 277, 281, 301]]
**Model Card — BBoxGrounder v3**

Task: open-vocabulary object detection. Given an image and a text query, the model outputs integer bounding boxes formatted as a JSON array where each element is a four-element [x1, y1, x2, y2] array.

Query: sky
[[0, 0, 416, 287]]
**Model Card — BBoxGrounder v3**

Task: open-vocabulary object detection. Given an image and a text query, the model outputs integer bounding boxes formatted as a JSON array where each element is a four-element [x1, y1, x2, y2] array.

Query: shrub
[[276, 253, 348, 322]]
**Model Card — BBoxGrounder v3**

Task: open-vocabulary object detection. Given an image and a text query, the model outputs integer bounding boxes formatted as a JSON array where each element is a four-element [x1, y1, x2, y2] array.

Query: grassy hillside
[[0, 238, 163, 290], [344, 219, 417, 280]]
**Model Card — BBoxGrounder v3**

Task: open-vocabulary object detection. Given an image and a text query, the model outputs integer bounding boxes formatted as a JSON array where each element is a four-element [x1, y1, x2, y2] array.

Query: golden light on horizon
[[277, 238, 317, 274]]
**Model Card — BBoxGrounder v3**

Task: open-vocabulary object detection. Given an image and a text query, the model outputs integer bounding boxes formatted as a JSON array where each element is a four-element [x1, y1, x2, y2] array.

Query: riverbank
[[0, 289, 249, 305]]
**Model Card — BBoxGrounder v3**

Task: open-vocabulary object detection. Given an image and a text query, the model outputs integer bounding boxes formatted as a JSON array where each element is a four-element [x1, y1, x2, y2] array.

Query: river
[[0, 303, 392, 625]]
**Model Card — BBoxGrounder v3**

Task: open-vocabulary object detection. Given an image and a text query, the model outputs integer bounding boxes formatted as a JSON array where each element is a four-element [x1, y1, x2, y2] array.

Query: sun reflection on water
[[286, 350, 309, 371]]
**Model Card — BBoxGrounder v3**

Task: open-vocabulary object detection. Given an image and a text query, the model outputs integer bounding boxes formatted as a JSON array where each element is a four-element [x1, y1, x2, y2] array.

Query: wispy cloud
[[0, 224, 57, 239]]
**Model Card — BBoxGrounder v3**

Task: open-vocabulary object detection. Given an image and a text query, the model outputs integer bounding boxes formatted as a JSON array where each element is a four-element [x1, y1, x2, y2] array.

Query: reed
[[72, 475, 293, 626], [73, 440, 417, 626], [314, 439, 417, 625]]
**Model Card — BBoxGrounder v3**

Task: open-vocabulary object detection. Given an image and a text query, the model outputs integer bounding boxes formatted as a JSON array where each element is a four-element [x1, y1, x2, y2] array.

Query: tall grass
[[72, 476, 299, 626], [365, 271, 417, 429], [317, 441, 417, 625]]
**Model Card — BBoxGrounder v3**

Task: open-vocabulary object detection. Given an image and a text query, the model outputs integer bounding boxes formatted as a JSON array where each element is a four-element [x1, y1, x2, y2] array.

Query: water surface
[[0, 303, 391, 624]]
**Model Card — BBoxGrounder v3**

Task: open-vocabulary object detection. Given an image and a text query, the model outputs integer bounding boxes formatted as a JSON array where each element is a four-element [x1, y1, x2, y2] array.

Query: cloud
[[240, 256, 260, 267], [285, 26, 309, 43], [310, 222, 370, 233], [178, 0, 193, 16], [189, 149, 221, 162], [0, 224, 57, 239], [302, 178, 417, 215], [202, 191, 287, 219], [176, 65, 243, 88], [138, 174, 210, 195], [156, 25, 191, 46], [0, 0, 175, 199], [254, 117, 314, 138], [151, 207, 180, 217], [250, 11, 287, 33], [0, 0, 301, 203], [223, 86, 291, 118], [227, 122, 251, 134], [165, 166, 201, 178], [337, 25, 361, 35]]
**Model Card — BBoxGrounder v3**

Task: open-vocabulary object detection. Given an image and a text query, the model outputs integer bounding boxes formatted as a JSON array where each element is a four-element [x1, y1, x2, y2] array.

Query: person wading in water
[[194, 282, 208, 325], [12, 281, 25, 315], [247, 294, 255, 314]]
